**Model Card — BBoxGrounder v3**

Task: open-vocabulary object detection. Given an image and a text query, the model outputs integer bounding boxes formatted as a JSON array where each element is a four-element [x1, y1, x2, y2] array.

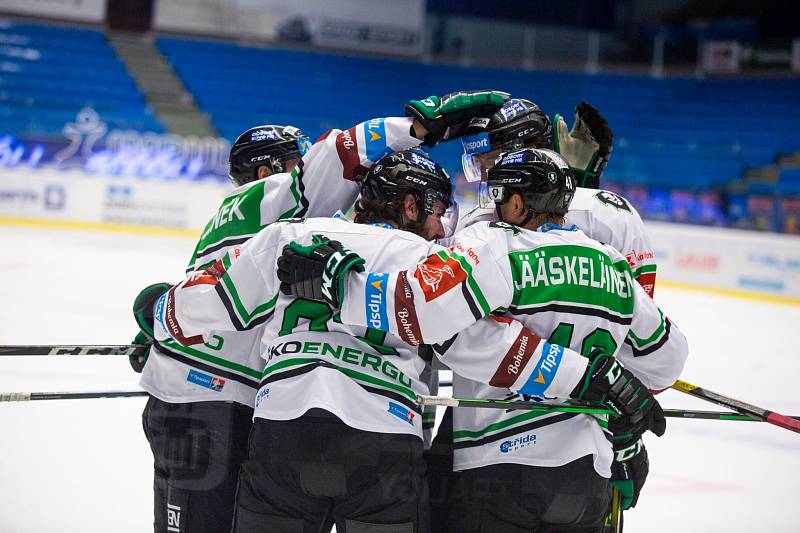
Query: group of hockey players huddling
[[131, 90, 688, 533]]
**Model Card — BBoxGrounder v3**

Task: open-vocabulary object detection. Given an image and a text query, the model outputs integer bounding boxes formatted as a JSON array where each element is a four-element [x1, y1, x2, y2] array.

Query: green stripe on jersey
[[632, 263, 657, 277], [220, 272, 278, 327], [262, 356, 417, 402], [436, 249, 491, 316], [161, 339, 263, 378], [277, 167, 303, 220], [509, 244, 634, 316], [628, 308, 667, 348], [453, 409, 551, 441]]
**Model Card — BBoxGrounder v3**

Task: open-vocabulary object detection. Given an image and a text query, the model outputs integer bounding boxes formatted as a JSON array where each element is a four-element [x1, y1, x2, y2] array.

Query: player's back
[[223, 217, 443, 439], [450, 221, 638, 475]]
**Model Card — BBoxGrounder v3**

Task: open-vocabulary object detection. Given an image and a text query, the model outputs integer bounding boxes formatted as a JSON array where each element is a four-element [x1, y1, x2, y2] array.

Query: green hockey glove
[[610, 438, 649, 510], [132, 282, 173, 341], [129, 330, 151, 374], [277, 234, 365, 309], [405, 90, 509, 147], [554, 101, 613, 188]]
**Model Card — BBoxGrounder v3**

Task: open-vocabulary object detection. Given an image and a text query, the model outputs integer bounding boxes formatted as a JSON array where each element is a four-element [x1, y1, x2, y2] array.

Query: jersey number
[[280, 298, 398, 356], [549, 322, 617, 357]]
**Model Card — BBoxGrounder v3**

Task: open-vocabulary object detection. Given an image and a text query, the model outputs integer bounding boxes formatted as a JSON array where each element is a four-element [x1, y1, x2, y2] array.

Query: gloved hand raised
[[277, 234, 365, 308], [406, 90, 509, 147], [554, 101, 613, 188]]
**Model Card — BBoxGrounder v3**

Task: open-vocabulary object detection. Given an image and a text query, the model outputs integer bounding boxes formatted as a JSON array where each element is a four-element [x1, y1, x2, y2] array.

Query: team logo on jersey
[[595, 191, 631, 212], [413, 255, 467, 302], [499, 432, 537, 453], [387, 402, 415, 425], [517, 342, 564, 397], [184, 260, 226, 288], [489, 221, 520, 235], [187, 369, 226, 391]]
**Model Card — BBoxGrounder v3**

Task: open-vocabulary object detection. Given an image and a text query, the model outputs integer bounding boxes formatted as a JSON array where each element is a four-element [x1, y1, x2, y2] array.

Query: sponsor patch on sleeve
[[335, 126, 368, 181], [517, 342, 564, 397], [363, 118, 392, 162], [489, 329, 541, 389], [393, 272, 423, 346], [184, 260, 226, 288], [413, 254, 468, 302], [365, 272, 389, 331]]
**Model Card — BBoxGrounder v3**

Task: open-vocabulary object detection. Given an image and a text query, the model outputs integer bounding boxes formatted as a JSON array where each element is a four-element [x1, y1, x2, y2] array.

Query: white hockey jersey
[[337, 221, 688, 475], [456, 187, 657, 297], [139, 116, 423, 406], [153, 218, 599, 441], [454, 187, 666, 389]]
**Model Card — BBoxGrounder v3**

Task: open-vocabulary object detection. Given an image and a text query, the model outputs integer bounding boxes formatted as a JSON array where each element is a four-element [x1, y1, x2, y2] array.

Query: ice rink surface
[[1, 223, 799, 533]]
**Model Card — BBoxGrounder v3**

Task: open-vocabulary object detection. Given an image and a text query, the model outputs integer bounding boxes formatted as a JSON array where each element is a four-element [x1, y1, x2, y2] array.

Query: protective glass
[[440, 200, 460, 238]]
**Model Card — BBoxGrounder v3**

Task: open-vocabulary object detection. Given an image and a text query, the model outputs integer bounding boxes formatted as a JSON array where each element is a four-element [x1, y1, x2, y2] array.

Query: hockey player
[[141, 147, 664, 533], [279, 147, 688, 532], [459, 98, 657, 298], [130, 89, 509, 533]]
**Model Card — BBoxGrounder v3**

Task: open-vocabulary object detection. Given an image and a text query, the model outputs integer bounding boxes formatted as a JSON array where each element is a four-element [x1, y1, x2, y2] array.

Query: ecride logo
[[499, 432, 537, 453]]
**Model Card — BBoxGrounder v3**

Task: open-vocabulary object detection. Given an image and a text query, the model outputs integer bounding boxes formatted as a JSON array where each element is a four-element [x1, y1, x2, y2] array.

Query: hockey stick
[[418, 395, 800, 421], [0, 390, 149, 402], [671, 379, 800, 434], [418, 395, 616, 415], [0, 345, 148, 357], [604, 488, 623, 533]]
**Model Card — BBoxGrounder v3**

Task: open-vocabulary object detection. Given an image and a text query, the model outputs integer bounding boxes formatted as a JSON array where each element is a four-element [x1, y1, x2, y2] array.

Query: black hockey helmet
[[485, 148, 575, 219], [461, 99, 553, 183], [228, 125, 310, 186], [360, 149, 453, 226]]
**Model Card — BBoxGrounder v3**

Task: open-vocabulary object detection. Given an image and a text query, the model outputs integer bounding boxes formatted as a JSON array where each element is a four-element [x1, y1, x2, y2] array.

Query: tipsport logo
[[186, 369, 226, 392], [387, 401, 415, 425], [462, 133, 490, 154], [365, 118, 392, 162], [365, 272, 389, 331], [518, 342, 564, 397], [499, 432, 536, 453]]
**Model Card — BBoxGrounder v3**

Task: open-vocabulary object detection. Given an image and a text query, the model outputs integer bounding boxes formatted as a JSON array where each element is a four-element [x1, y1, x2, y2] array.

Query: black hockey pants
[[142, 395, 253, 533], [447, 455, 611, 533], [232, 409, 430, 533]]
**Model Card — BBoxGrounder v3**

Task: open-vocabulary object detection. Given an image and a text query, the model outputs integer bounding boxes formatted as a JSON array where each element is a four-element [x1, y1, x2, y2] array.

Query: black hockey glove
[[571, 353, 666, 441], [554, 101, 613, 188], [131, 282, 172, 373], [610, 438, 649, 510], [277, 234, 365, 309], [405, 90, 509, 147]]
